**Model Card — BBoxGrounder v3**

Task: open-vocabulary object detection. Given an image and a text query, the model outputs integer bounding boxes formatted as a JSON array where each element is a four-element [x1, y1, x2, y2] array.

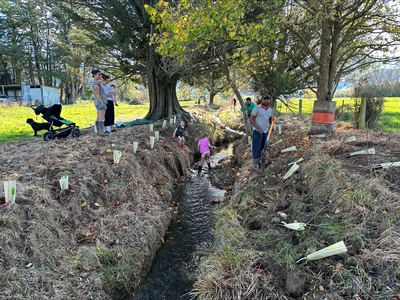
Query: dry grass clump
[[193, 208, 266, 299], [214, 208, 246, 248], [0, 258, 106, 299], [303, 153, 347, 201], [343, 176, 399, 212], [296, 152, 400, 298], [363, 228, 400, 267], [193, 208, 290, 299], [192, 248, 271, 300]]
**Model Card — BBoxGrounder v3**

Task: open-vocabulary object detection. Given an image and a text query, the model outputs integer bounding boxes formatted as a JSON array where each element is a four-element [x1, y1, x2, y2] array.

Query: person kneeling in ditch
[[249, 94, 274, 171], [172, 119, 188, 149], [198, 133, 216, 174]]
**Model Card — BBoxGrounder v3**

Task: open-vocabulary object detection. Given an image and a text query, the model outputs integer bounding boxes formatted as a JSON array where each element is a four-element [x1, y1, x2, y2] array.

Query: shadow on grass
[[0, 132, 39, 143]]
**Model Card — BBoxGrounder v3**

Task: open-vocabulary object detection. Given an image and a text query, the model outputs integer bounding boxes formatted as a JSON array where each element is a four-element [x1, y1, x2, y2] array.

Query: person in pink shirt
[[198, 133, 216, 174]]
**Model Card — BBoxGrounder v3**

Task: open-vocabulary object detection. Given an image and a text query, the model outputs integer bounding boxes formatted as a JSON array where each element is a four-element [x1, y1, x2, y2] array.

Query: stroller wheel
[[43, 131, 55, 141], [71, 128, 81, 138]]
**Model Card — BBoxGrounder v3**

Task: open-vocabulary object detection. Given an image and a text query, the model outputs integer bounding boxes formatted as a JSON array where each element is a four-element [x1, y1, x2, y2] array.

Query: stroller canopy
[[34, 104, 74, 127]]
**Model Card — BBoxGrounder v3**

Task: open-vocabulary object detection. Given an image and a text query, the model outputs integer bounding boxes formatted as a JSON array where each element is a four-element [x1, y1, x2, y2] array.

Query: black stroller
[[33, 104, 80, 141]]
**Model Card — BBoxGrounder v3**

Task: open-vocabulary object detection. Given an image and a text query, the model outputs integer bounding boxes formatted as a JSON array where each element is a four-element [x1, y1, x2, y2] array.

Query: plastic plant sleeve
[[277, 212, 288, 219], [288, 158, 304, 166], [113, 150, 122, 164], [298, 241, 348, 264], [173, 116, 176, 123], [4, 181, 16, 204], [275, 124, 282, 134], [133, 142, 139, 153], [248, 136, 252, 145], [283, 163, 300, 180], [59, 175, 69, 190], [271, 139, 283, 147], [162, 120, 167, 128], [372, 161, 400, 169], [170, 118, 173, 125], [281, 146, 297, 153], [310, 134, 326, 138], [150, 136, 155, 149], [344, 136, 356, 143], [149, 124, 154, 132], [350, 148, 375, 156], [281, 221, 306, 231], [155, 131, 160, 141]]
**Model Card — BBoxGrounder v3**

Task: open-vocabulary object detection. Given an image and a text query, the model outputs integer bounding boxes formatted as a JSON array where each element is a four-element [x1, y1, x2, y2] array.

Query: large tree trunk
[[221, 51, 251, 135], [316, 16, 332, 103], [32, 39, 43, 85], [358, 97, 367, 129], [310, 13, 336, 134], [209, 92, 216, 106], [144, 61, 187, 120]]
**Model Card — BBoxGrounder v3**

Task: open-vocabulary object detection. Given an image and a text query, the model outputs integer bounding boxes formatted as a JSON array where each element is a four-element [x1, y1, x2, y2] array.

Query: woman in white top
[[101, 75, 116, 133]]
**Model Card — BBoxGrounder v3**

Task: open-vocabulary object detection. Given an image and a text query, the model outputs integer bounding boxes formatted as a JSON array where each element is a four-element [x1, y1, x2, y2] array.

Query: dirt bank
[[193, 115, 400, 299], [0, 120, 217, 299]]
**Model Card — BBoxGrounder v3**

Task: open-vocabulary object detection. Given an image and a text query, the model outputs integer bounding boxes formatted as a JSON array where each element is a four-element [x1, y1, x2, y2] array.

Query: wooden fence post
[[299, 99, 303, 116]]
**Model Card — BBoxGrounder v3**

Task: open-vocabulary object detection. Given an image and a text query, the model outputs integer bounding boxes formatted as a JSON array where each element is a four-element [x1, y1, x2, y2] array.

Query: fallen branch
[[253, 199, 270, 208]]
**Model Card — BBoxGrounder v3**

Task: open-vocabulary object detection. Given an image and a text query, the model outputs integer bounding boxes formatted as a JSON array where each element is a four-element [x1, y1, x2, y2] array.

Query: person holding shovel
[[249, 94, 274, 171]]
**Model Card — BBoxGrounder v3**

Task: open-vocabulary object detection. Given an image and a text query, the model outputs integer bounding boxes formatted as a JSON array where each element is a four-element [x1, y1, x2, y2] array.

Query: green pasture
[[0, 101, 149, 142], [278, 97, 400, 132], [0, 99, 199, 142]]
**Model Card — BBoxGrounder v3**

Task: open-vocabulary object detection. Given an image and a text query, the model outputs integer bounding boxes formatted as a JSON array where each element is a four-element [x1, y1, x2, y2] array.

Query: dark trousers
[[252, 130, 267, 159], [104, 100, 115, 126]]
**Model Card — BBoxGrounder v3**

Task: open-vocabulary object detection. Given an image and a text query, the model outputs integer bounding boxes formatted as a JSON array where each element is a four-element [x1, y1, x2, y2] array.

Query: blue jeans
[[95, 102, 107, 111], [252, 130, 267, 159]]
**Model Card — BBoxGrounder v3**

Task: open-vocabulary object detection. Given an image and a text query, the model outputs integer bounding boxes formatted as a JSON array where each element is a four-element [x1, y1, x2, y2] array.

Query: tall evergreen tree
[[74, 0, 187, 120]]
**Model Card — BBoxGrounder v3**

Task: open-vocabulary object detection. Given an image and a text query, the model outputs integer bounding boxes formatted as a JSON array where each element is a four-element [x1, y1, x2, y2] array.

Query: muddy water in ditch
[[133, 146, 232, 300]]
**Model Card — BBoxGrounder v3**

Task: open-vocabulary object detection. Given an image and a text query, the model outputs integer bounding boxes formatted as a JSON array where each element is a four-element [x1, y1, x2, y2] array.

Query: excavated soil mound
[[0, 122, 205, 299]]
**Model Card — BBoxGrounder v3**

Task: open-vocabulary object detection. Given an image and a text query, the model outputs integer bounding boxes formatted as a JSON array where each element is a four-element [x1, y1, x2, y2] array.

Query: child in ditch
[[198, 133, 216, 174], [172, 119, 188, 149]]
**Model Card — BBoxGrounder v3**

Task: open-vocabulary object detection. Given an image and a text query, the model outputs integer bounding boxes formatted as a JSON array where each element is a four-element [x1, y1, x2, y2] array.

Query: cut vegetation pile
[[0, 122, 205, 299], [193, 115, 400, 299]]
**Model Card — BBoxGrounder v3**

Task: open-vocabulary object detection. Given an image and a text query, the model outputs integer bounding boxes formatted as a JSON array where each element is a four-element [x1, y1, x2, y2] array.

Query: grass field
[[0, 101, 150, 142], [277, 97, 400, 132]]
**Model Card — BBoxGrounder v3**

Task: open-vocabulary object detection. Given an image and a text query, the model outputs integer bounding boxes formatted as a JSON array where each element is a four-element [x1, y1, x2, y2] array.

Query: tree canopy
[[147, 0, 400, 104]]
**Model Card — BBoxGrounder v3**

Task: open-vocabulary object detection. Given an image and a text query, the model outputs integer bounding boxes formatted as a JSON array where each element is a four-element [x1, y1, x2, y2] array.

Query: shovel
[[264, 117, 277, 151], [259, 117, 277, 169]]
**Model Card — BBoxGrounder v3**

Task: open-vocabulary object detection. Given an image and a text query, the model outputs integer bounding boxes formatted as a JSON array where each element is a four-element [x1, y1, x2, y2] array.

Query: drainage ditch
[[133, 146, 232, 300]]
